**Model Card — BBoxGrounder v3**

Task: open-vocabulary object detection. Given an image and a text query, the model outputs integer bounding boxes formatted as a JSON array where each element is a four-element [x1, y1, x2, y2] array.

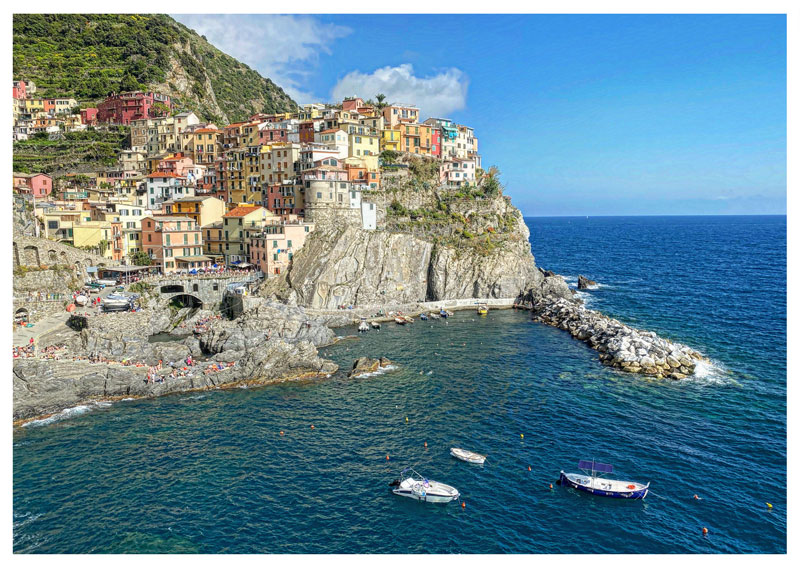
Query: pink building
[[430, 128, 441, 158], [249, 221, 315, 276], [157, 155, 195, 177], [80, 107, 98, 125], [259, 127, 288, 145], [97, 92, 172, 125], [12, 80, 27, 100], [13, 173, 52, 197]]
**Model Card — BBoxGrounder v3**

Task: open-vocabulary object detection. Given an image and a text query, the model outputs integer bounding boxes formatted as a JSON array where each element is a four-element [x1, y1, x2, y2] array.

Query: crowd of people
[[192, 315, 221, 334], [12, 342, 35, 359]]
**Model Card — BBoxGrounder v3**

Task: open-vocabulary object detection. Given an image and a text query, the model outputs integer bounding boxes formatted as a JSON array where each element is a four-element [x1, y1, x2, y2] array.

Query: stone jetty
[[526, 295, 704, 379]]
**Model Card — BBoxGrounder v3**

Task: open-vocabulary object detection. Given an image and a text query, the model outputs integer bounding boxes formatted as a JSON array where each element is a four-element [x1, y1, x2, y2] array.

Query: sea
[[13, 215, 786, 554]]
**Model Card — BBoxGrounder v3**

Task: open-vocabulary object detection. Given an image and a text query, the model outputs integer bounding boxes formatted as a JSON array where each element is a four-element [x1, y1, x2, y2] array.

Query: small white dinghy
[[389, 468, 460, 503], [450, 447, 487, 464]]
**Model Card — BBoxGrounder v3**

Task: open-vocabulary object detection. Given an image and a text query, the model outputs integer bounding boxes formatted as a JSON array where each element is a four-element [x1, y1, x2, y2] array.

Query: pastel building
[[141, 215, 210, 273], [222, 205, 276, 266], [249, 221, 315, 276], [97, 92, 172, 125], [13, 173, 53, 197], [143, 172, 195, 210]]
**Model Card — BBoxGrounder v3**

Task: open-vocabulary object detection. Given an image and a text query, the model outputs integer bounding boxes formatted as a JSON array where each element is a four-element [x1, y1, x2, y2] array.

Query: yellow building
[[381, 128, 401, 152], [348, 131, 380, 159], [222, 205, 275, 265], [73, 221, 115, 258], [203, 221, 225, 260], [164, 195, 226, 228]]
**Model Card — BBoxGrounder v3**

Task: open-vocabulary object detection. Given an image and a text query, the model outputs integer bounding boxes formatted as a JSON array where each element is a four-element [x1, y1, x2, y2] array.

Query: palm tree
[[375, 93, 388, 111]]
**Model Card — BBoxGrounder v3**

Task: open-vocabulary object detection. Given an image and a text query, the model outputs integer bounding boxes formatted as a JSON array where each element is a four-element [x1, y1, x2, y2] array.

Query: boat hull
[[392, 488, 459, 503], [450, 448, 486, 464], [559, 472, 648, 499]]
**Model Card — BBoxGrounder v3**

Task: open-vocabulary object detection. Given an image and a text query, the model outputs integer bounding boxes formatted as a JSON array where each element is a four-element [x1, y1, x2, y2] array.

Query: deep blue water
[[13, 215, 786, 553]]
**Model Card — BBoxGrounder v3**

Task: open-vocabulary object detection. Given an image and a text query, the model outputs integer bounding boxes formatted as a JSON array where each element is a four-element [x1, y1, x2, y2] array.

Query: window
[[147, 234, 152, 242], [304, 226, 309, 232], [273, 240, 278, 248], [273, 254, 278, 261], [47, 221, 58, 229], [165, 234, 170, 245]]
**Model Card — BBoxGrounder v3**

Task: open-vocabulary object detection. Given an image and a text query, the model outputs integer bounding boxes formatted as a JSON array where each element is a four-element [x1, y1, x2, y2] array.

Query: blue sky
[[174, 14, 786, 216]]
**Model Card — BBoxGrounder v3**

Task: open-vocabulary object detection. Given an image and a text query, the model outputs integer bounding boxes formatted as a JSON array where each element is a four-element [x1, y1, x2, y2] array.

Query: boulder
[[347, 356, 395, 378], [577, 275, 598, 290]]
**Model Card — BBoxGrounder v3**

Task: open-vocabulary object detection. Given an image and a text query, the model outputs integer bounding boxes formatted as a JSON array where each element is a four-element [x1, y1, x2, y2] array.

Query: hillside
[[13, 128, 130, 175], [13, 14, 297, 123]]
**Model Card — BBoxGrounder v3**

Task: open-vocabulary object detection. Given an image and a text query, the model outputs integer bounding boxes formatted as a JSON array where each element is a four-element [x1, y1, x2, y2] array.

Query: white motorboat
[[358, 317, 369, 332], [450, 447, 487, 464], [74, 294, 88, 307], [389, 468, 460, 503], [370, 321, 381, 330]]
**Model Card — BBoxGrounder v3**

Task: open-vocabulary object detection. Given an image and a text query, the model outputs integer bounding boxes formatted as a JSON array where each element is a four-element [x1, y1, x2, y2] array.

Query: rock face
[[577, 275, 597, 289], [287, 223, 543, 310], [13, 341, 337, 422], [12, 296, 339, 422], [347, 356, 394, 378], [528, 296, 704, 379]]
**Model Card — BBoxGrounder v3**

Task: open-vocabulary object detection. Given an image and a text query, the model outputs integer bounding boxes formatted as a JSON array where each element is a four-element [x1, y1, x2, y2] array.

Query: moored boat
[[439, 309, 454, 318], [450, 447, 487, 464], [389, 468, 460, 503], [477, 302, 488, 315], [402, 315, 414, 323], [394, 317, 406, 325], [429, 312, 440, 319], [558, 460, 649, 500], [370, 321, 381, 330], [420, 313, 428, 321], [358, 317, 369, 332]]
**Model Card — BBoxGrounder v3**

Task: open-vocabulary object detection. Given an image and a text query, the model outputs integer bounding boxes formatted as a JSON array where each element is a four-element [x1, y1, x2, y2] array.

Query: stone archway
[[23, 245, 40, 267], [170, 294, 203, 309], [48, 249, 57, 264], [160, 284, 185, 294], [59, 251, 67, 264]]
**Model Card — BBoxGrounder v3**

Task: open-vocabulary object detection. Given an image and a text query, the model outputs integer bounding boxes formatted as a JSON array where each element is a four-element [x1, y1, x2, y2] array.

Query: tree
[[128, 250, 152, 266], [375, 93, 388, 110], [481, 165, 503, 197]]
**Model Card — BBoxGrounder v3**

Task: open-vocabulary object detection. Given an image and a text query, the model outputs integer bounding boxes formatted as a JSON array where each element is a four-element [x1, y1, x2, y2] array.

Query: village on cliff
[[12, 84, 482, 283]]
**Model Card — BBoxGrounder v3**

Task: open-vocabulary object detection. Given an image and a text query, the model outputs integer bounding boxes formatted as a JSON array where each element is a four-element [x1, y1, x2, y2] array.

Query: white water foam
[[685, 359, 736, 386], [21, 400, 114, 428], [352, 364, 398, 379], [573, 290, 598, 308], [22, 405, 91, 428]]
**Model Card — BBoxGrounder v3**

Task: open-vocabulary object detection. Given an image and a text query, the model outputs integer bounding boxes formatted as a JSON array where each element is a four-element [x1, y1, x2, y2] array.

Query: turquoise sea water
[[13, 215, 786, 553]]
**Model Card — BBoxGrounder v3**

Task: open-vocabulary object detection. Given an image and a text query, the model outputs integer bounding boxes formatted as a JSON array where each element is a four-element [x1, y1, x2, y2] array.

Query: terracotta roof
[[320, 128, 344, 134], [194, 128, 219, 133], [146, 172, 182, 178], [224, 205, 265, 218]]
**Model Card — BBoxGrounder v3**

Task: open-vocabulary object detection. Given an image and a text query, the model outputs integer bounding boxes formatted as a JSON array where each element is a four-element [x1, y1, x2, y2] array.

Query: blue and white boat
[[559, 460, 649, 500], [420, 313, 429, 321]]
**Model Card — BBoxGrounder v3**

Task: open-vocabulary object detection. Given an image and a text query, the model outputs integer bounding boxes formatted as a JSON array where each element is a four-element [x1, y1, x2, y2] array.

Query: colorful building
[[221, 205, 275, 266], [249, 221, 315, 276], [96, 91, 172, 125], [141, 215, 209, 273]]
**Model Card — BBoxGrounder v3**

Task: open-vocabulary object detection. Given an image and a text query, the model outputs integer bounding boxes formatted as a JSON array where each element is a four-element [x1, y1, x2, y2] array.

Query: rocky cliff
[[285, 160, 555, 310]]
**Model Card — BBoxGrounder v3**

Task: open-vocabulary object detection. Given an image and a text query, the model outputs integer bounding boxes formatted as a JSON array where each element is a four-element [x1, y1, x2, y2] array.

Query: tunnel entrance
[[169, 294, 203, 309]]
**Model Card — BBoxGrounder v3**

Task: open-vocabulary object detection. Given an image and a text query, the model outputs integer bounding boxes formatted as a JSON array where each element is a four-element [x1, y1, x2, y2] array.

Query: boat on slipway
[[389, 468, 460, 503], [394, 316, 406, 325], [450, 447, 486, 464], [559, 460, 649, 500]]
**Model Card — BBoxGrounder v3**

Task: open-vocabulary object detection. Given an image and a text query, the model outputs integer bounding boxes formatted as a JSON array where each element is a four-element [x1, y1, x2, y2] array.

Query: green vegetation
[[13, 14, 297, 122], [128, 250, 152, 266], [129, 281, 153, 294], [13, 127, 130, 174]]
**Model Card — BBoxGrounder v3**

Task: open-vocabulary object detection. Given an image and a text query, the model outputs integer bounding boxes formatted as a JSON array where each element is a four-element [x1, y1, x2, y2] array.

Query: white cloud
[[173, 14, 351, 104], [331, 64, 468, 119]]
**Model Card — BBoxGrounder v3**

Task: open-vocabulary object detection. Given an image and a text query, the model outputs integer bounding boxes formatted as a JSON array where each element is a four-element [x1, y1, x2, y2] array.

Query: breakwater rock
[[348, 356, 394, 378], [529, 296, 704, 379], [577, 275, 597, 289]]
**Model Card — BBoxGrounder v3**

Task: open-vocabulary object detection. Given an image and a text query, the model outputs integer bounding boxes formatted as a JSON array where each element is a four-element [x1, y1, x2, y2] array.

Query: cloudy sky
[[174, 14, 786, 216]]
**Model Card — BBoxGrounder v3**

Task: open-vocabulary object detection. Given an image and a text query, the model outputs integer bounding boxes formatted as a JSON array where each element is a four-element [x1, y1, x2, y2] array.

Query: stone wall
[[13, 234, 118, 271]]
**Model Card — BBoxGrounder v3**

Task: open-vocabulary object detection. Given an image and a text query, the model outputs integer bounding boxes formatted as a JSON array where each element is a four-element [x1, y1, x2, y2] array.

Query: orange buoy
[[310, 425, 315, 429], [279, 431, 284, 436], [702, 527, 709, 536], [461, 501, 466, 509], [549, 483, 553, 489], [424, 442, 428, 448], [527, 466, 531, 471], [694, 494, 699, 500], [386, 455, 390, 461]]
